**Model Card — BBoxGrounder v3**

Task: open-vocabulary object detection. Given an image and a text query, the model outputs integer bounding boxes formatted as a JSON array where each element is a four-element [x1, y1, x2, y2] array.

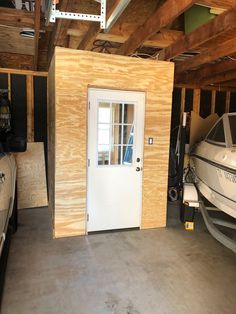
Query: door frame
[[86, 87, 146, 233]]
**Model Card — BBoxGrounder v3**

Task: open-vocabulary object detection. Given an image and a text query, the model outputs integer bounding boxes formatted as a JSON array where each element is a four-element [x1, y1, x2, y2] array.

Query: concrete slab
[[1, 208, 236, 314]]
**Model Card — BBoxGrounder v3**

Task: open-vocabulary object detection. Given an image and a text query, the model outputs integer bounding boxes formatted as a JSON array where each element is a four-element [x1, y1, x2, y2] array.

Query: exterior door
[[87, 88, 145, 232]]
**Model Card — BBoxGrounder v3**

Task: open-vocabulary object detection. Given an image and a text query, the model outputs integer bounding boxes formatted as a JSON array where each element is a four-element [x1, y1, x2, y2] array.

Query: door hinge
[[87, 213, 89, 222], [88, 159, 90, 167]]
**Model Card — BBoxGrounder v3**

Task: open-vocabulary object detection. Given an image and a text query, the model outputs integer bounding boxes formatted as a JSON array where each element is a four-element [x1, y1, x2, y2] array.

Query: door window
[[97, 102, 134, 166]]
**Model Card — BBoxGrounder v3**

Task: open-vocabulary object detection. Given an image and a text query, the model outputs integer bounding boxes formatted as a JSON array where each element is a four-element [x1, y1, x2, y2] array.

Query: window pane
[[124, 104, 134, 124], [98, 124, 110, 145], [110, 145, 121, 165], [207, 119, 225, 143], [123, 145, 133, 165], [229, 115, 236, 145], [111, 103, 122, 124], [123, 125, 134, 144], [98, 145, 109, 165], [111, 124, 122, 145], [98, 102, 110, 123]]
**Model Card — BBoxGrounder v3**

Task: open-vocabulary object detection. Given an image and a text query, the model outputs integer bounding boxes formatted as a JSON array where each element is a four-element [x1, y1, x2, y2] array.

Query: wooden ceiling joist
[[196, 0, 236, 10], [48, 0, 72, 61], [159, 7, 236, 61], [0, 7, 35, 28], [116, 0, 195, 56], [214, 79, 236, 87], [68, 27, 183, 49], [175, 59, 236, 84], [175, 37, 236, 74], [52, 0, 71, 46], [200, 69, 236, 85], [77, 0, 121, 50], [0, 7, 49, 31], [34, 0, 41, 71]]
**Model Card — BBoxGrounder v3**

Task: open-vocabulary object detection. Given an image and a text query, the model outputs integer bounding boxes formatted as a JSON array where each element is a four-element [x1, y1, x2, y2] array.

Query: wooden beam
[[7, 73, 11, 102], [175, 37, 236, 74], [26, 75, 34, 142], [78, 0, 121, 50], [0, 7, 34, 28], [48, 0, 71, 62], [225, 91, 231, 112], [0, 7, 50, 30], [175, 59, 236, 85], [34, 0, 41, 71], [116, 0, 194, 56], [193, 89, 201, 114], [201, 69, 236, 85], [68, 27, 183, 49], [211, 90, 216, 113], [196, 0, 236, 9], [0, 52, 34, 71], [175, 83, 236, 92], [180, 88, 186, 122], [0, 67, 47, 77], [159, 7, 236, 60], [215, 79, 236, 87]]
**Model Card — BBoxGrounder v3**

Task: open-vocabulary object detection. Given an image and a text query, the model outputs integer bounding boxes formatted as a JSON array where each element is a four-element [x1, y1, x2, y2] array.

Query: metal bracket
[[48, 0, 106, 29]]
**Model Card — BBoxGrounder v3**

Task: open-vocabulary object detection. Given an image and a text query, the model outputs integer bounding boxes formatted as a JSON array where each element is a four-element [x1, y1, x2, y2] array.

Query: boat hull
[[191, 142, 236, 219]]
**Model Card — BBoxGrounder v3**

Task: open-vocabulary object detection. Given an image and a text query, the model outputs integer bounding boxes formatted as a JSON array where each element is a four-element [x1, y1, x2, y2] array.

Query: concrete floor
[[1, 207, 236, 314]]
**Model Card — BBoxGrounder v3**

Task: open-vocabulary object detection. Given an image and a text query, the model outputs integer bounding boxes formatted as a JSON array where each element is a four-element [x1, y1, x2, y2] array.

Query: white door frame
[[87, 87, 145, 232]]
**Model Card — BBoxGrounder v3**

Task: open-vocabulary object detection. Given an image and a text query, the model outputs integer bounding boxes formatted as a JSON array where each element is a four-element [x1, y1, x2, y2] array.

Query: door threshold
[[88, 227, 140, 235]]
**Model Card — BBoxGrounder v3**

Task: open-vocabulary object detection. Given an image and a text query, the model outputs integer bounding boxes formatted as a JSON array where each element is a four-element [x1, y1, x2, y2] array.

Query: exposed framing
[[0, 68, 48, 143]]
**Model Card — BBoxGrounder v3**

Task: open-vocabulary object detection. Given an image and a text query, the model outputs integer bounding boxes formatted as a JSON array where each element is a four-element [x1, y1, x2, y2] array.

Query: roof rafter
[[196, 0, 236, 9], [175, 37, 236, 74], [116, 0, 195, 56], [200, 69, 236, 85], [0, 7, 49, 30], [175, 59, 236, 84], [159, 6, 236, 61]]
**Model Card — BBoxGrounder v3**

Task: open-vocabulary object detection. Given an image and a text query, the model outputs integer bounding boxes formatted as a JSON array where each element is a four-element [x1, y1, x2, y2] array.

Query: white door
[[87, 88, 145, 232]]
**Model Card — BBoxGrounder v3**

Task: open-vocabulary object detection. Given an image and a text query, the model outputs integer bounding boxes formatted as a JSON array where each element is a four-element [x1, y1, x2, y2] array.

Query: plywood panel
[[0, 26, 34, 55], [16, 142, 48, 209], [50, 47, 174, 238]]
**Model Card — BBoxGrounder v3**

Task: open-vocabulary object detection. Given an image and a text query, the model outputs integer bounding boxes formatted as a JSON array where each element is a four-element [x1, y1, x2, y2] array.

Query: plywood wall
[[0, 68, 48, 210], [48, 47, 174, 238], [16, 142, 48, 209]]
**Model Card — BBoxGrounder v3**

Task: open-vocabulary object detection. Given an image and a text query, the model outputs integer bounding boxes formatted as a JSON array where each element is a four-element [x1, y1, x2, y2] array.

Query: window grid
[[97, 102, 134, 166]]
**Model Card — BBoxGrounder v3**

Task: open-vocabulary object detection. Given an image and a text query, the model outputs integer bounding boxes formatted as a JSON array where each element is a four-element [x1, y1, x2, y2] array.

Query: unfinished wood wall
[[48, 47, 174, 238], [0, 68, 48, 209], [178, 87, 235, 119]]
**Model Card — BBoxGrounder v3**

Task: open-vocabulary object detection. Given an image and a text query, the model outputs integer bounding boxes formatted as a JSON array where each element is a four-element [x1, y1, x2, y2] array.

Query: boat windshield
[[206, 119, 225, 145], [229, 115, 236, 145]]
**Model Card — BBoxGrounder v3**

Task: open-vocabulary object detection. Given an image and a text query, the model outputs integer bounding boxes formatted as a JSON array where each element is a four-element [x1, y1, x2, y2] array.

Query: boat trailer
[[183, 183, 236, 254]]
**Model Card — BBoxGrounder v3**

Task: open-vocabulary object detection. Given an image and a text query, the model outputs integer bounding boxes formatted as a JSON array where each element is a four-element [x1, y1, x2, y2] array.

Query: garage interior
[[0, 0, 236, 313]]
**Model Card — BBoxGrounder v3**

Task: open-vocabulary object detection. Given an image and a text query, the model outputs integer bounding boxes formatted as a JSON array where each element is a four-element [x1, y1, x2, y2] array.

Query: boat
[[190, 113, 236, 219]]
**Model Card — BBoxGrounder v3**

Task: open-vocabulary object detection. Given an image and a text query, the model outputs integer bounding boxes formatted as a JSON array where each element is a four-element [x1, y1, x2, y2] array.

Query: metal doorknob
[[136, 167, 141, 172]]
